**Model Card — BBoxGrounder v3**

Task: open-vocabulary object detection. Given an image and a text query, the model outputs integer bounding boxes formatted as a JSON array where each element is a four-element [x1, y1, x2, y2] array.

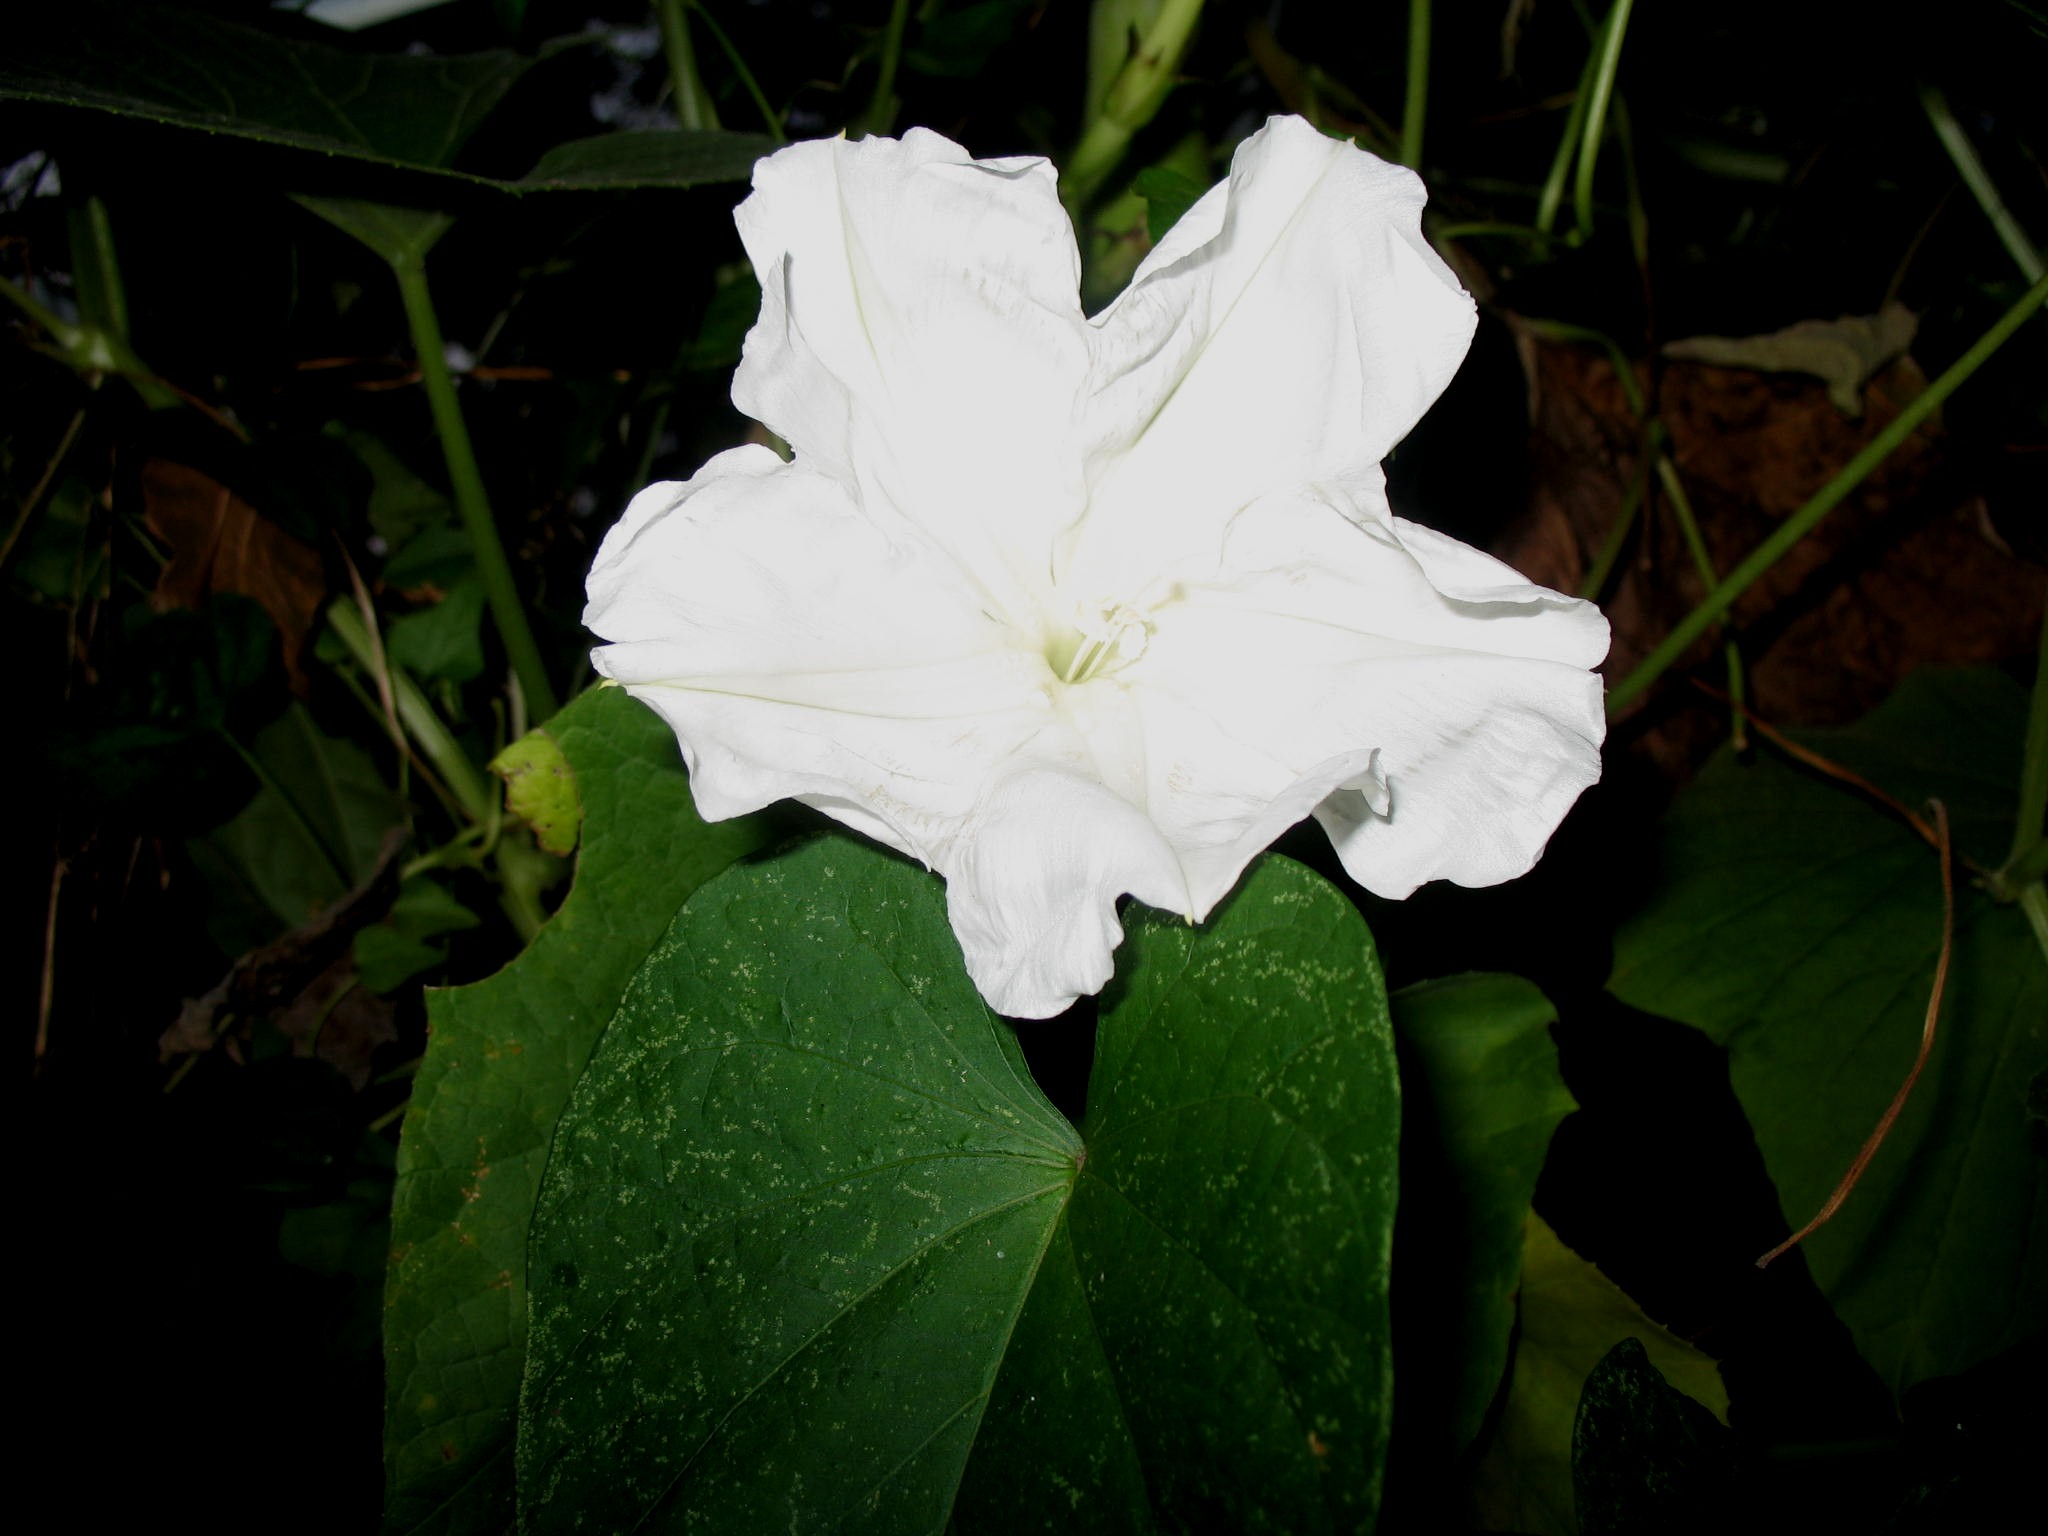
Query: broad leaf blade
[[10, 2, 529, 174], [520, 845, 1400, 1532], [1609, 669, 2048, 1394], [381, 685, 774, 1536], [1390, 974, 1574, 1460], [8, 6, 771, 195], [958, 867, 1401, 1531], [519, 835, 1079, 1531]]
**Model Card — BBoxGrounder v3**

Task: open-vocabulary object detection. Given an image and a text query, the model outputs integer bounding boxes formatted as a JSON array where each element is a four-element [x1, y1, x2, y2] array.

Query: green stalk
[[1535, 43, 1598, 234], [71, 197, 131, 339], [326, 598, 496, 827], [1608, 271, 2048, 712], [1579, 455, 1650, 601], [657, 0, 720, 131], [1572, 0, 1635, 241], [688, 1, 785, 142], [1654, 449, 1749, 743], [1431, 221, 1557, 246], [1400, 0, 1431, 171], [1063, 0, 1205, 215], [1920, 84, 2044, 283], [860, 0, 912, 138], [389, 257, 560, 722]]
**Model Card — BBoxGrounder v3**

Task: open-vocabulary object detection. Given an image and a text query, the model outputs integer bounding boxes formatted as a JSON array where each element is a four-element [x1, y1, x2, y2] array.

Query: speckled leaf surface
[[381, 686, 774, 1535], [518, 842, 1399, 1533], [1609, 669, 2048, 1394]]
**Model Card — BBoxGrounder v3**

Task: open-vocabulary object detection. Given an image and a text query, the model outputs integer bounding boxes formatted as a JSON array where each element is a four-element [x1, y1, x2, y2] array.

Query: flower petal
[[1099, 482, 1606, 905], [585, 447, 1055, 864], [731, 130, 1091, 627], [1067, 115, 1476, 600], [946, 765, 1189, 1020]]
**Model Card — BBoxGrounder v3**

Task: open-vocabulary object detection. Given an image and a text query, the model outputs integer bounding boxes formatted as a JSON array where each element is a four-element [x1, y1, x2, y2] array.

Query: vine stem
[[860, 0, 912, 138], [389, 255, 560, 723], [1572, 0, 1635, 240], [1607, 270, 2048, 713], [1400, 0, 1431, 171], [1062, 0, 1205, 216], [657, 0, 719, 130], [326, 598, 496, 827]]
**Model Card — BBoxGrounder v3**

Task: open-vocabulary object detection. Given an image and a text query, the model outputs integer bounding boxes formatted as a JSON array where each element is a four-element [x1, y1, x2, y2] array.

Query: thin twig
[[1758, 800, 1956, 1268], [36, 847, 66, 1064], [2, 407, 85, 574]]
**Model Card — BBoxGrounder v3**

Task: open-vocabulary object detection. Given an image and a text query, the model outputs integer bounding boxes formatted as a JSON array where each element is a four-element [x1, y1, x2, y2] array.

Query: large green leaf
[[1389, 974, 1574, 1462], [381, 686, 775, 1536], [194, 701, 406, 938], [8, 4, 773, 193], [1610, 669, 2048, 1394], [519, 841, 1399, 1532], [11, 2, 529, 176]]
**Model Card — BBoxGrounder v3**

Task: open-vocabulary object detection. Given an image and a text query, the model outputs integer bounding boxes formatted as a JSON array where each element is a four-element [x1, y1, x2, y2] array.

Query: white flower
[[586, 115, 1609, 1019]]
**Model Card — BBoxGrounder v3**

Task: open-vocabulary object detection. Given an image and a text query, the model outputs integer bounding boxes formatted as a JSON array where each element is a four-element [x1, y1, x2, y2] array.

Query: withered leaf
[[143, 459, 326, 686]]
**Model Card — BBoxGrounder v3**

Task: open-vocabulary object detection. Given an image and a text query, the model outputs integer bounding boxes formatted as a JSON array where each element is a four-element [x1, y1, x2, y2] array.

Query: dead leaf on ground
[[1662, 304, 1918, 417], [1494, 338, 2043, 779], [275, 955, 399, 1090], [142, 459, 326, 688]]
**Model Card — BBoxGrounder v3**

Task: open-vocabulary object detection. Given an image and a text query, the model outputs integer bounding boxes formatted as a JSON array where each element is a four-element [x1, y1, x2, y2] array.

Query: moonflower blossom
[[585, 115, 1609, 1019]]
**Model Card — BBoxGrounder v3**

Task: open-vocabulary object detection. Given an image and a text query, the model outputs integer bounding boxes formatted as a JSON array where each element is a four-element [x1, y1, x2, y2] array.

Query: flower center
[[1045, 598, 1154, 685]]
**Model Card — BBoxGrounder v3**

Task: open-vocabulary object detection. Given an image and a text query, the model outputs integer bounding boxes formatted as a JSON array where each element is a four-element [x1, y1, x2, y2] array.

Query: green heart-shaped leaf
[[1610, 668, 2048, 1394], [381, 685, 776, 1535], [520, 839, 1399, 1531]]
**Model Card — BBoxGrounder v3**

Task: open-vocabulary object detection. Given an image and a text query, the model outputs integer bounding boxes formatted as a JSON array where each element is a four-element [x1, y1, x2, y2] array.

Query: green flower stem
[[70, 197, 131, 339], [1654, 449, 1749, 742], [1431, 221, 1557, 246], [1572, 0, 1635, 241], [1535, 39, 1598, 234], [1608, 271, 2048, 713], [326, 598, 496, 827], [1400, 0, 1431, 171], [688, 1, 785, 142], [860, 0, 912, 138], [1920, 84, 2044, 283], [493, 829, 554, 943], [389, 256, 560, 723], [1063, 0, 1204, 215], [0, 270, 178, 408], [1579, 454, 1649, 601], [657, 0, 720, 131]]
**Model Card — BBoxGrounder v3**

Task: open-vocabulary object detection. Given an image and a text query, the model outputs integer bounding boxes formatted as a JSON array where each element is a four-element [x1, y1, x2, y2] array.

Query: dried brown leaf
[[142, 459, 326, 687]]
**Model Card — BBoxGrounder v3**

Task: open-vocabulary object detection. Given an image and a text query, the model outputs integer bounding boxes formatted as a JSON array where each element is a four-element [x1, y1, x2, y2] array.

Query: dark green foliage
[[520, 842, 1399, 1532]]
